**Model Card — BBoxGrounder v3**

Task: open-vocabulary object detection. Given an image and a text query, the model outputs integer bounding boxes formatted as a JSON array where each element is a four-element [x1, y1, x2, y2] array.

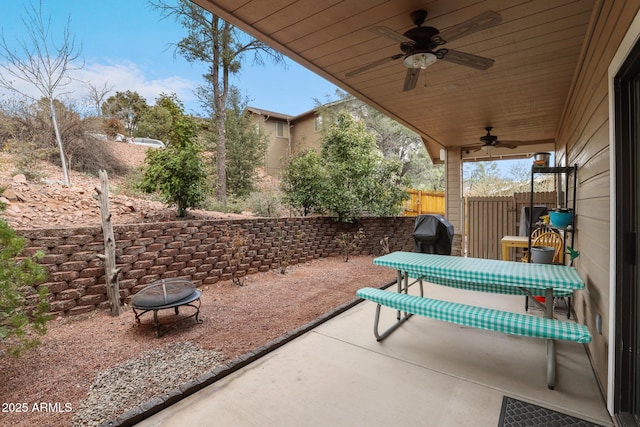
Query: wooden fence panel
[[466, 192, 558, 260], [466, 197, 513, 259], [402, 190, 445, 216]]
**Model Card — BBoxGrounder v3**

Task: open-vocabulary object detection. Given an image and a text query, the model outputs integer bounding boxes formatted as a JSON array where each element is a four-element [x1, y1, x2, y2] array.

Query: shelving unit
[[527, 164, 578, 265]]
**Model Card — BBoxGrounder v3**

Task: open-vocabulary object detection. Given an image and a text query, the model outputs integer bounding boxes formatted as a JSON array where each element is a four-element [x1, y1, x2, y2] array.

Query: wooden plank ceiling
[[193, 0, 596, 163]]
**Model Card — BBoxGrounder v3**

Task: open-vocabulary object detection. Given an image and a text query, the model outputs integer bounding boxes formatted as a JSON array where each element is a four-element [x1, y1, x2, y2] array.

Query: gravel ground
[[72, 342, 222, 426]]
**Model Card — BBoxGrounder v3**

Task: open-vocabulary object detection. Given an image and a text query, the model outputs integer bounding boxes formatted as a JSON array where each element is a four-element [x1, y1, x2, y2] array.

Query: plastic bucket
[[531, 246, 555, 264]]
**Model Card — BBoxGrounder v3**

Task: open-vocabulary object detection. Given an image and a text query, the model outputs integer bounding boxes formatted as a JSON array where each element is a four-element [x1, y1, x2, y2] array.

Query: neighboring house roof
[[246, 107, 294, 121], [248, 98, 350, 123]]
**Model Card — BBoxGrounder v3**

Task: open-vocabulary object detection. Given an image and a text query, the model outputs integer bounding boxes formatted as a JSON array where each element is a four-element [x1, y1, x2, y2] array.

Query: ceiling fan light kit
[[483, 145, 495, 155], [403, 52, 437, 69]]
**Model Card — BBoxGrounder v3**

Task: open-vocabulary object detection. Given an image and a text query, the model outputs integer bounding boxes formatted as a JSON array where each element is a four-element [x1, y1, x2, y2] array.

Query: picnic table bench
[[358, 252, 592, 389]]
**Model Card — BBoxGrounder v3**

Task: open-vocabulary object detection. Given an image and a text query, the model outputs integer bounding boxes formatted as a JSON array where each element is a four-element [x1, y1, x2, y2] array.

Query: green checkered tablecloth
[[374, 252, 584, 293]]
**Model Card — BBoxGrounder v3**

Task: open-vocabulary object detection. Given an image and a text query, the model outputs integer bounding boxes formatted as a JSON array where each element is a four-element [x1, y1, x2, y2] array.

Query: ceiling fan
[[464, 127, 557, 153], [478, 126, 517, 150], [465, 127, 519, 152], [345, 9, 502, 91]]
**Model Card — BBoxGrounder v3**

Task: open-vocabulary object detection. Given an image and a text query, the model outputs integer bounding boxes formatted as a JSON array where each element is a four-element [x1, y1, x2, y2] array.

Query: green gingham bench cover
[[373, 252, 582, 297], [356, 287, 592, 343], [415, 275, 574, 297]]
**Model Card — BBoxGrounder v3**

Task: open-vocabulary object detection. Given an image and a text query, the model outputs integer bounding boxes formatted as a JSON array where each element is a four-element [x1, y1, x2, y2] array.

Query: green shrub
[[246, 189, 283, 217], [336, 228, 366, 262], [205, 197, 246, 215], [0, 213, 50, 357], [4, 139, 52, 182], [137, 143, 209, 217], [281, 112, 409, 221], [136, 95, 210, 217]]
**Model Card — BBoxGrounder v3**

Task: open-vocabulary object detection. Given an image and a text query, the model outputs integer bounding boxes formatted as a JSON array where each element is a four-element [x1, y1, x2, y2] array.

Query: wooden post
[[96, 170, 121, 316]]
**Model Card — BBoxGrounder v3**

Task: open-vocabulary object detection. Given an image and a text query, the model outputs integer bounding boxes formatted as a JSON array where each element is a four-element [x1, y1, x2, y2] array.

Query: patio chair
[[532, 231, 564, 263], [524, 231, 572, 317]]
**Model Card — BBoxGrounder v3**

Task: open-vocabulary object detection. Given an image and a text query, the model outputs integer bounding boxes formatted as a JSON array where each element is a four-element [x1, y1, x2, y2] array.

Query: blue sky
[[0, 0, 532, 175], [0, 0, 340, 116]]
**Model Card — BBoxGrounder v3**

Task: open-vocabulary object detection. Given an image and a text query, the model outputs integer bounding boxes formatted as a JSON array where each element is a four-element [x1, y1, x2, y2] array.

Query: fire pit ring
[[131, 278, 202, 337]]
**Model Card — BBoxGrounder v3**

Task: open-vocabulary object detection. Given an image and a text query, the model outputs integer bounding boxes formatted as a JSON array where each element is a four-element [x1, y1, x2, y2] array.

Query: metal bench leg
[[373, 271, 422, 342], [545, 287, 556, 389], [547, 339, 556, 390], [374, 303, 413, 341]]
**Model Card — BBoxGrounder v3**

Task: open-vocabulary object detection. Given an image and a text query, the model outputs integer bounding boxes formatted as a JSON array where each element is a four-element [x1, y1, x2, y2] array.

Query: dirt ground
[[0, 145, 398, 426], [0, 256, 396, 427]]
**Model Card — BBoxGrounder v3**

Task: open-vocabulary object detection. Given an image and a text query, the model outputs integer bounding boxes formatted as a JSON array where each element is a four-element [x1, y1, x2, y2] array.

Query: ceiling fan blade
[[494, 141, 517, 149], [370, 25, 414, 44], [461, 145, 483, 152], [345, 53, 403, 77], [438, 11, 502, 43], [442, 49, 495, 70], [403, 68, 420, 91]]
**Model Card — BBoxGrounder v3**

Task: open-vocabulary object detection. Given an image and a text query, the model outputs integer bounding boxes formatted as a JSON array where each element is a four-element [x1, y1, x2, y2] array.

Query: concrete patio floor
[[136, 282, 613, 427]]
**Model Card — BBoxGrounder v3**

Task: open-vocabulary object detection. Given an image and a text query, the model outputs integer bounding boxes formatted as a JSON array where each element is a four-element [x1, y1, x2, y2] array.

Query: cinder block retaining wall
[[16, 216, 462, 317]]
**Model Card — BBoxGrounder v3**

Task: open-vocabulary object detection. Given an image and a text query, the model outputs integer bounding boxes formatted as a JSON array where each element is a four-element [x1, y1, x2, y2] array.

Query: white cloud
[[0, 60, 200, 113], [77, 61, 197, 103]]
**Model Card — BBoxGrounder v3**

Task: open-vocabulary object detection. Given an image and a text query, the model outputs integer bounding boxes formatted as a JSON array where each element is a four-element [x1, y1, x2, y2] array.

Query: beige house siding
[[556, 0, 640, 398], [264, 134, 289, 177], [249, 109, 295, 178], [249, 108, 324, 177], [291, 114, 321, 155]]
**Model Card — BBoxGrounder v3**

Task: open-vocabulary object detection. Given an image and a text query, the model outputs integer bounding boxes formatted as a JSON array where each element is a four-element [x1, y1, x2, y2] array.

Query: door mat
[[498, 396, 605, 427]]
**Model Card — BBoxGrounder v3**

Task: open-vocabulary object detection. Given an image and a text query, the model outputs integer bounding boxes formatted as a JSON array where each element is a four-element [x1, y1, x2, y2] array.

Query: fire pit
[[131, 278, 202, 337]]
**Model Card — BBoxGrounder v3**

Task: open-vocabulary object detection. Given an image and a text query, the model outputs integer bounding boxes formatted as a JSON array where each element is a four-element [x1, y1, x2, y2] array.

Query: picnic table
[[357, 252, 591, 389]]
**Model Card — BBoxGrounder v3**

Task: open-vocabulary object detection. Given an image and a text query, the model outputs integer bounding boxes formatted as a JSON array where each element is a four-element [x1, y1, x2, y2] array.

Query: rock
[[0, 150, 255, 229], [2, 188, 18, 201], [12, 174, 27, 183]]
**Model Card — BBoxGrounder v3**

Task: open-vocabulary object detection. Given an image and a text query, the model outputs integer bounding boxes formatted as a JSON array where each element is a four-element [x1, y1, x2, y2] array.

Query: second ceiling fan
[[346, 9, 501, 91], [464, 127, 556, 152], [475, 126, 517, 150]]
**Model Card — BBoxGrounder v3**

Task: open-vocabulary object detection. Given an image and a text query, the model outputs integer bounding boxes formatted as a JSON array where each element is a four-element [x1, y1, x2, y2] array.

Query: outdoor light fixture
[[403, 52, 437, 69], [483, 144, 495, 155]]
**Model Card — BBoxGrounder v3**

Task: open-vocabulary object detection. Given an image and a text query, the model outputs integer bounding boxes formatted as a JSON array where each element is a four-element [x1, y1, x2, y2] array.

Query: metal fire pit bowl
[[131, 278, 202, 337]]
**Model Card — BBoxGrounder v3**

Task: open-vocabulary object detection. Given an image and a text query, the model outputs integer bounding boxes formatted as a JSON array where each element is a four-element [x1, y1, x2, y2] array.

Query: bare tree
[[149, 0, 285, 205], [85, 81, 114, 117], [0, 1, 83, 187]]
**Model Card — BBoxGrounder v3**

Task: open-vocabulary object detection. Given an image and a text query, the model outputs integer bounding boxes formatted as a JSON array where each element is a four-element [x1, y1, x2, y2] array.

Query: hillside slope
[[0, 143, 251, 229]]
